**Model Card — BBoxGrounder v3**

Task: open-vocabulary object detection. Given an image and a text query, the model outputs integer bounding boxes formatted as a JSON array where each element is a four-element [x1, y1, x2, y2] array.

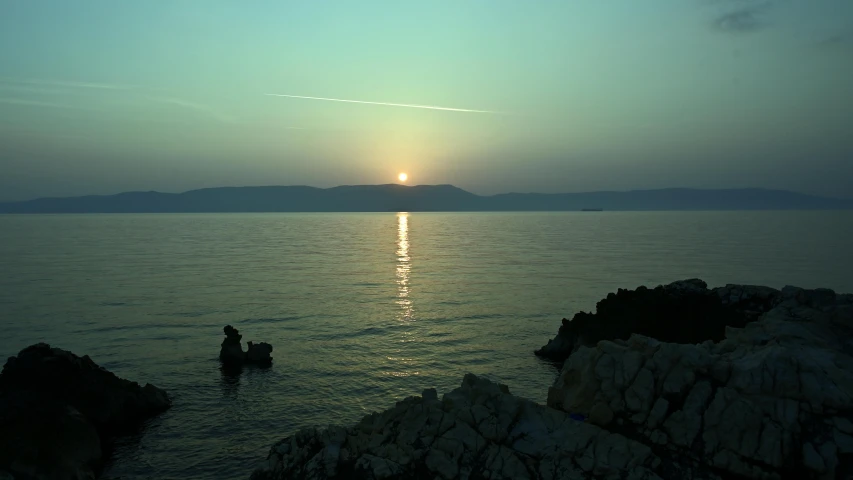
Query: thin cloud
[[817, 35, 845, 47], [147, 97, 237, 124], [10, 78, 136, 90], [714, 7, 766, 32], [264, 93, 505, 114], [0, 97, 100, 111], [816, 28, 853, 49], [706, 0, 777, 34], [0, 127, 89, 141], [0, 83, 65, 95]]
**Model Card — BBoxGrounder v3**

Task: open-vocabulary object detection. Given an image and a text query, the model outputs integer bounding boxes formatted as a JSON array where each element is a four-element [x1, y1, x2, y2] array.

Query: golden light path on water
[[396, 212, 413, 321], [387, 212, 417, 378]]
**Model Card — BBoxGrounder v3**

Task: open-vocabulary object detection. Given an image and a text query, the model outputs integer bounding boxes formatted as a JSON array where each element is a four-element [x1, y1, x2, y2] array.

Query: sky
[[1, 0, 852, 201]]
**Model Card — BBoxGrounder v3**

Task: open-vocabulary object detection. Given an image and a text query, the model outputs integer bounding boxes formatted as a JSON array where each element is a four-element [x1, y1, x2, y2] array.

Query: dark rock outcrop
[[221, 325, 248, 365], [220, 325, 273, 366], [247, 341, 274, 364], [0, 344, 171, 480], [0, 392, 101, 480], [534, 279, 783, 363]]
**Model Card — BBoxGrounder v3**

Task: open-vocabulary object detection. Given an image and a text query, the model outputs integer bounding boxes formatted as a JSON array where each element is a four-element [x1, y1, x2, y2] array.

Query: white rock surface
[[251, 374, 669, 480]]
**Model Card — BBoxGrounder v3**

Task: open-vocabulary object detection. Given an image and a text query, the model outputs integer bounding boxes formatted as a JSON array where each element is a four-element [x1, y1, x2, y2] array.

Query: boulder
[[220, 325, 273, 366], [0, 344, 170, 480], [535, 279, 781, 363]]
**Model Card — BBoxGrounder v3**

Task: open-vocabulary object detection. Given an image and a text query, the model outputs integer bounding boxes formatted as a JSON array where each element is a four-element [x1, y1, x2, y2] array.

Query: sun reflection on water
[[396, 213, 413, 321]]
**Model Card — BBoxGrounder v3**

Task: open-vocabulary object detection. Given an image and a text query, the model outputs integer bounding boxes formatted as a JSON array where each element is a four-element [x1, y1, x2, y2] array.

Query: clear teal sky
[[1, 0, 851, 200]]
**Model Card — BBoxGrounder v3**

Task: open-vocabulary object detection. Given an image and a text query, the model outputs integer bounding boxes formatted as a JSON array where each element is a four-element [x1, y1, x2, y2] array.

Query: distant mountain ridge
[[0, 185, 850, 213]]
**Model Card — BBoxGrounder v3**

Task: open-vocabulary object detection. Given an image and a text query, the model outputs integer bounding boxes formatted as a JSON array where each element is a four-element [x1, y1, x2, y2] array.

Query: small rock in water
[[220, 325, 273, 366], [247, 341, 273, 364]]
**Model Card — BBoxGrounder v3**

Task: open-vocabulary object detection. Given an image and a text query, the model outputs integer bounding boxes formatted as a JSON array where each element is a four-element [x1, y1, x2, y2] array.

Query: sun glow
[[398, 173, 408, 182]]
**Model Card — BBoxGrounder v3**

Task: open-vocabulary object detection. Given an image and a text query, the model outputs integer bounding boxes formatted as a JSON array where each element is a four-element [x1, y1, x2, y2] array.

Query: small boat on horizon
[[581, 208, 603, 212]]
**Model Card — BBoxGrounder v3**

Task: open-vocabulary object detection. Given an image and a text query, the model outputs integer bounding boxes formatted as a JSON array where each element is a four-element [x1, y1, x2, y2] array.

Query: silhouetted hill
[[0, 185, 850, 213]]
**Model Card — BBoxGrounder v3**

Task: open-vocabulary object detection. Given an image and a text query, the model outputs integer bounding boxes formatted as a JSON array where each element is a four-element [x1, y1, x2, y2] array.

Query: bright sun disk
[[398, 173, 408, 182]]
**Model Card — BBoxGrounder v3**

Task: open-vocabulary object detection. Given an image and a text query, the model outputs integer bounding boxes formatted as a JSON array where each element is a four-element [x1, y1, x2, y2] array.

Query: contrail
[[264, 93, 502, 114]]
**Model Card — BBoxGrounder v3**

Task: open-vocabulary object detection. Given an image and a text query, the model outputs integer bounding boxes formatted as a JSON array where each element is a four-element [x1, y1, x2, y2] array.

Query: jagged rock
[[251, 374, 670, 480], [0, 344, 170, 480], [535, 279, 774, 362], [221, 325, 248, 364], [221, 325, 273, 366], [548, 286, 853, 479]]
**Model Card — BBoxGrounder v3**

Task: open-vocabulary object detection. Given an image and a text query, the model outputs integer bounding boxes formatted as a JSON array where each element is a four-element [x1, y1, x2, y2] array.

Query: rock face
[[534, 279, 782, 363], [221, 325, 273, 366], [547, 285, 853, 479], [252, 281, 853, 480], [0, 344, 171, 480], [251, 374, 671, 480]]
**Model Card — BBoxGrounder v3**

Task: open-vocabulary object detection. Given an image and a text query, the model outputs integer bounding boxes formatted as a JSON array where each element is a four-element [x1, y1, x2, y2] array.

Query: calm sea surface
[[1, 212, 851, 479]]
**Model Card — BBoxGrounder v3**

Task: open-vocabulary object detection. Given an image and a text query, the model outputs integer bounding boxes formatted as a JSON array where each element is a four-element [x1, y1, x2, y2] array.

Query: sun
[[398, 173, 408, 183]]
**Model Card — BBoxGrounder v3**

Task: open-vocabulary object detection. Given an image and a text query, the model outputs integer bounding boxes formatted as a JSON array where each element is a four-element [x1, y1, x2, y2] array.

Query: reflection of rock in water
[[219, 363, 242, 399], [219, 325, 273, 366]]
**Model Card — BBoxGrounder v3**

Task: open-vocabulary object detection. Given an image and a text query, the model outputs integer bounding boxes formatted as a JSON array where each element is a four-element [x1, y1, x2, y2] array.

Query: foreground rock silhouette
[[251, 280, 853, 480], [221, 325, 273, 366], [534, 278, 780, 363], [0, 343, 171, 480]]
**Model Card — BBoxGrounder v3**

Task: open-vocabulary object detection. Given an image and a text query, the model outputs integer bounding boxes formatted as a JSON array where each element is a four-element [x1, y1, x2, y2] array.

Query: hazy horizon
[[3, 182, 853, 204], [2, 1, 852, 202]]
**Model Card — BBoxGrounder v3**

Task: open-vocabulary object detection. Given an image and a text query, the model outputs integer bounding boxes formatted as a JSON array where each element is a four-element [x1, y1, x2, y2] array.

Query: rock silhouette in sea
[[0, 343, 171, 480], [220, 325, 273, 366], [251, 280, 853, 480], [534, 278, 782, 363]]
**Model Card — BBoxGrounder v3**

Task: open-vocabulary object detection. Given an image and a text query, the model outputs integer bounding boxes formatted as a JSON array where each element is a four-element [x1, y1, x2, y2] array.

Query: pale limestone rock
[[625, 368, 655, 413], [646, 398, 669, 429], [252, 374, 661, 480], [589, 402, 614, 426], [355, 455, 403, 479], [803, 443, 825, 472], [834, 430, 853, 454], [544, 285, 853, 480]]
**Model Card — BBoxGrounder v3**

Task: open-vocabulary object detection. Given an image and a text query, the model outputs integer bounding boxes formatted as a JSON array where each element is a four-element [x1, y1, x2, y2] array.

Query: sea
[[0, 211, 851, 479]]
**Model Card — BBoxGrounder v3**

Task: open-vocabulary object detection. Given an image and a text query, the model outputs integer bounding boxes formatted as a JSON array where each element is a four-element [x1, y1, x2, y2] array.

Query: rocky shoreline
[[251, 280, 853, 480], [0, 344, 171, 480], [2, 280, 850, 479]]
